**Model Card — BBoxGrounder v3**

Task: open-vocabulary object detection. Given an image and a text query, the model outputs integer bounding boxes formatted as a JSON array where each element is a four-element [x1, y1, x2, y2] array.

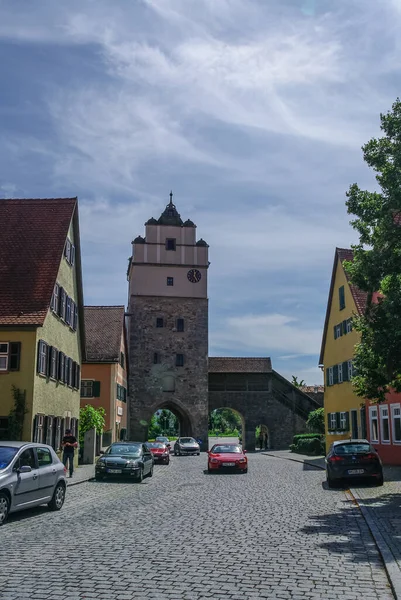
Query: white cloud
[[210, 313, 322, 356]]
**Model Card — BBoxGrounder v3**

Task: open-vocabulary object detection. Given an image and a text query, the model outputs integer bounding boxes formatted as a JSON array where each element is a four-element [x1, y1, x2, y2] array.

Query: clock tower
[[127, 193, 209, 446]]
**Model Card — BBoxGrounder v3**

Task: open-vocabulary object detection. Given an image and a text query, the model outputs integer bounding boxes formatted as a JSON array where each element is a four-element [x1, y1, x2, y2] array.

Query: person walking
[[62, 428, 78, 478], [264, 432, 269, 450]]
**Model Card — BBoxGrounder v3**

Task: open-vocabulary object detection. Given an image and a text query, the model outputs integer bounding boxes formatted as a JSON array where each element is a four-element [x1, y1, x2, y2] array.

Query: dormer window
[[166, 238, 176, 251]]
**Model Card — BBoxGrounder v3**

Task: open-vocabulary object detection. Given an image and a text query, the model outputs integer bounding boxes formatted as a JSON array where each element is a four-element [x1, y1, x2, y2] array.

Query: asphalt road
[[0, 453, 393, 600]]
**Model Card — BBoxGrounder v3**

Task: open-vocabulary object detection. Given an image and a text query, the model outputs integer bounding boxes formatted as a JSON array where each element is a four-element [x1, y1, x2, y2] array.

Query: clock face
[[187, 268, 202, 283]]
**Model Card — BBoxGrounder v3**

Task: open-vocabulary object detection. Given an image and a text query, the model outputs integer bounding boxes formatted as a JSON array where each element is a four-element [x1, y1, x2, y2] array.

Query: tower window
[[167, 277, 174, 286], [153, 352, 160, 364], [176, 354, 184, 367], [176, 318, 184, 332], [166, 238, 176, 251], [156, 318, 164, 328]]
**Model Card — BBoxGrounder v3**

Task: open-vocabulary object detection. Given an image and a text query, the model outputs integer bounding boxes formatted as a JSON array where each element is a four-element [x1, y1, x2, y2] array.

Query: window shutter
[[345, 412, 350, 431], [327, 412, 331, 429], [333, 326, 337, 340], [342, 320, 347, 335], [76, 365, 81, 389], [36, 340, 41, 374], [326, 368, 330, 387], [93, 381, 101, 397], [9, 342, 21, 371], [342, 361, 349, 382], [333, 364, 339, 385], [32, 415, 38, 442], [71, 245, 75, 266], [73, 305, 78, 331], [47, 346, 53, 377], [339, 285, 345, 310], [336, 412, 341, 429]]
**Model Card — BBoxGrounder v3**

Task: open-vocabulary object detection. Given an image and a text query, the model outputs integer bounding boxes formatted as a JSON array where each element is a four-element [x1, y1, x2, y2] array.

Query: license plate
[[348, 469, 364, 475], [107, 468, 122, 474], [223, 462, 235, 467]]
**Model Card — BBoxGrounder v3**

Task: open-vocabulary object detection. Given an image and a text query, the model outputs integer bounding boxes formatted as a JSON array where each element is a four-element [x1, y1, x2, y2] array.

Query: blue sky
[[1, 0, 400, 384]]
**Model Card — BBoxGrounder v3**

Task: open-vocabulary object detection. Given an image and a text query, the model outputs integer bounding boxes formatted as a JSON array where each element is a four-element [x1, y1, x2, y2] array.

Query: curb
[[263, 452, 399, 599], [349, 488, 401, 600]]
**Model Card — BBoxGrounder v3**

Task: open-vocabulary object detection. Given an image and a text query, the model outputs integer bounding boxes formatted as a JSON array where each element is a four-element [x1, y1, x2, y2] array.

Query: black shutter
[[36, 340, 42, 374], [73, 305, 78, 331], [93, 381, 101, 397], [342, 320, 347, 335], [326, 368, 330, 387], [32, 415, 38, 442], [339, 285, 345, 310], [327, 412, 331, 429], [333, 364, 339, 384], [9, 342, 21, 371], [333, 325, 337, 340], [342, 361, 349, 382], [76, 365, 81, 389], [47, 346, 53, 377], [345, 412, 350, 431]]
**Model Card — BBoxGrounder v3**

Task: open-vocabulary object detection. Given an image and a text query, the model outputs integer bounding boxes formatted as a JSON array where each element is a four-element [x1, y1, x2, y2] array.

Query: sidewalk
[[264, 450, 401, 599], [67, 463, 95, 486]]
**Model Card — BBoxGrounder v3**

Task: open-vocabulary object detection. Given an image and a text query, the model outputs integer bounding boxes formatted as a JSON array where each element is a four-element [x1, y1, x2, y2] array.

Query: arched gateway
[[127, 195, 320, 450]]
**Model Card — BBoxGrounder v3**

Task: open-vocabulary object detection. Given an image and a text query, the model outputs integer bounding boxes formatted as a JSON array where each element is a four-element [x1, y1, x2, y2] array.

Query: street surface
[[0, 453, 393, 600]]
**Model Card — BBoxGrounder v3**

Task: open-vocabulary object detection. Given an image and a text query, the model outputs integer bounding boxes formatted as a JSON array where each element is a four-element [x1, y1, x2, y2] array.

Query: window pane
[[0, 356, 7, 370], [372, 419, 379, 441], [382, 419, 390, 441], [395, 418, 401, 442], [37, 448, 52, 467]]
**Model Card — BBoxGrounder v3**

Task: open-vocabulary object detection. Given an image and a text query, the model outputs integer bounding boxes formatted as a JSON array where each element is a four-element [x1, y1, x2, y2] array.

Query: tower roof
[[157, 191, 183, 226]]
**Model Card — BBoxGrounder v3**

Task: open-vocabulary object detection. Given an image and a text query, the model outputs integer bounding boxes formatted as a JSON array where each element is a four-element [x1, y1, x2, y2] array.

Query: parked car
[[147, 442, 170, 464], [95, 442, 153, 482], [174, 437, 200, 456], [207, 443, 248, 473], [155, 436, 171, 451], [0, 442, 67, 526], [325, 439, 383, 487]]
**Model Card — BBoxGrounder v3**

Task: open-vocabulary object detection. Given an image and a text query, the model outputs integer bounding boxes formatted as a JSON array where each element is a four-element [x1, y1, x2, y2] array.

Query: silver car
[[174, 437, 200, 456], [0, 441, 67, 525]]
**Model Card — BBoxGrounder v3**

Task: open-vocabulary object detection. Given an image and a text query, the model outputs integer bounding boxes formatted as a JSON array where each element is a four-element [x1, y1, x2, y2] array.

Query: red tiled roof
[[84, 306, 125, 362], [0, 198, 77, 326], [209, 357, 272, 373], [336, 248, 368, 315]]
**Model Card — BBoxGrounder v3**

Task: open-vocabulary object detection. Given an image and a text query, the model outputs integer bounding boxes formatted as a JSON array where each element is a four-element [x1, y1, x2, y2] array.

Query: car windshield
[[148, 442, 165, 449], [212, 445, 242, 454], [156, 437, 168, 442], [180, 438, 195, 444], [106, 444, 141, 456], [0, 446, 19, 469], [335, 443, 371, 455]]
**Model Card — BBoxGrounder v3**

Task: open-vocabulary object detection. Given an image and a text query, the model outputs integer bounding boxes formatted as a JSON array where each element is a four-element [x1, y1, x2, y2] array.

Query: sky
[[1, 0, 400, 384]]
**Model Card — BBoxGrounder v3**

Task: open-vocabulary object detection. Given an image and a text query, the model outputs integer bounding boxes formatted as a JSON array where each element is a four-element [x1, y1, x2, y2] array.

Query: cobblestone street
[[0, 454, 393, 600]]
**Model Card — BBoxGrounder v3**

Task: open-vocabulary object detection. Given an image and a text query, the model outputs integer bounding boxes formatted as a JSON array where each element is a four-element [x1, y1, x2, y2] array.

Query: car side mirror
[[18, 465, 32, 473]]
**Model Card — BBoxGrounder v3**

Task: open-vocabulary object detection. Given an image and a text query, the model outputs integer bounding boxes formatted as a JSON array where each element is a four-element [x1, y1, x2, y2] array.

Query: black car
[[325, 439, 383, 488], [95, 442, 154, 482]]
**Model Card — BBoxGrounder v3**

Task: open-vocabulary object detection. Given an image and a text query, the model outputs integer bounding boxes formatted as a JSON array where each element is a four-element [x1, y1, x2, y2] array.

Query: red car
[[147, 442, 170, 465], [208, 443, 247, 473]]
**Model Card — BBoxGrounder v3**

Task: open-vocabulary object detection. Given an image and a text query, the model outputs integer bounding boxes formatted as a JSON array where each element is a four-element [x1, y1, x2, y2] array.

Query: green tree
[[79, 404, 106, 446], [345, 98, 401, 401], [291, 376, 305, 388], [306, 408, 325, 434]]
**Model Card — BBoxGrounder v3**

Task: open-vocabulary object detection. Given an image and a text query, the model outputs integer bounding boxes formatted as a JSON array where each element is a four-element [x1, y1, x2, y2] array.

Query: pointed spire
[[169, 190, 173, 205]]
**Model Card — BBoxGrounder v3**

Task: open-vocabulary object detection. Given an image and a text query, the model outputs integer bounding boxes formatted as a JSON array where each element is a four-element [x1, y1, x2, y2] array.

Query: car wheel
[[136, 468, 144, 483], [0, 491, 10, 526], [208, 467, 212, 473], [165, 457, 170, 465], [197, 452, 200, 456], [242, 468, 248, 474], [327, 475, 337, 489], [48, 482, 66, 511], [376, 475, 384, 486], [147, 464, 154, 478]]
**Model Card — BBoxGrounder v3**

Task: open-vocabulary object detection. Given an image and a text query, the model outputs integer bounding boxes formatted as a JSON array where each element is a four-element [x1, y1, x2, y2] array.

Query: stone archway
[[131, 397, 195, 442]]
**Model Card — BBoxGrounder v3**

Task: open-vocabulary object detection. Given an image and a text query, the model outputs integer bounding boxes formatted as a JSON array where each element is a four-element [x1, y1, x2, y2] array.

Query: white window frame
[[380, 405, 390, 444], [38, 341, 48, 375], [34, 414, 44, 443], [338, 363, 343, 383], [81, 380, 94, 398], [0, 342, 9, 371], [51, 283, 59, 313], [346, 319, 353, 333], [369, 406, 379, 443], [65, 239, 71, 263], [66, 296, 72, 326], [328, 367, 334, 386], [339, 411, 347, 429], [347, 360, 353, 379], [391, 404, 401, 444], [335, 324, 341, 339], [329, 413, 337, 430]]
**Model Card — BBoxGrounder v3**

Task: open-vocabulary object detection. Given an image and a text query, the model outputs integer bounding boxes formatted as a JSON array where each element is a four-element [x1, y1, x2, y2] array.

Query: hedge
[[290, 435, 325, 456], [292, 433, 323, 444]]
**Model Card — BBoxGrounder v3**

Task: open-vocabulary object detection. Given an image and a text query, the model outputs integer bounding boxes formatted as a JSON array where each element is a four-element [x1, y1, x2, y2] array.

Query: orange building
[[80, 306, 128, 446]]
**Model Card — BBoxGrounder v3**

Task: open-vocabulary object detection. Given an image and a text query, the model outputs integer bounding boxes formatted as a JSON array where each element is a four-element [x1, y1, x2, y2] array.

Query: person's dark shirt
[[62, 435, 77, 454]]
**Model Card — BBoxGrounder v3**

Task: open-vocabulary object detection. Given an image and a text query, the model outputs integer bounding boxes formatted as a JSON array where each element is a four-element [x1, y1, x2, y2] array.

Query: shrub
[[292, 433, 322, 445], [290, 435, 325, 456]]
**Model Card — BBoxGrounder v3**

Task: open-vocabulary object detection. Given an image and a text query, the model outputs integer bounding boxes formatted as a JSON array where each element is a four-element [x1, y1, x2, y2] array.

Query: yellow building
[[0, 198, 85, 451], [319, 248, 367, 451]]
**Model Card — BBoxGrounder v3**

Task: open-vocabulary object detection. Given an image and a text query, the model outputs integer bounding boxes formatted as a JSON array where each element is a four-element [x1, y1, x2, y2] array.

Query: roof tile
[[0, 198, 76, 326], [84, 306, 125, 362]]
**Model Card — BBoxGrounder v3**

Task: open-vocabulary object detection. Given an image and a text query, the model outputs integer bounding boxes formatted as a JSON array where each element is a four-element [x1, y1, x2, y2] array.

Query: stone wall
[[128, 296, 209, 445]]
